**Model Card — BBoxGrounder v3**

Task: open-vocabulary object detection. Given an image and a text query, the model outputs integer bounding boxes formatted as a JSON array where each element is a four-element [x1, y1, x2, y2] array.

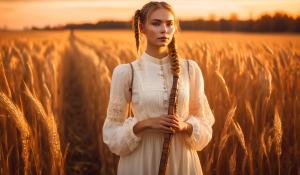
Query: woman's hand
[[168, 114, 193, 136], [133, 114, 193, 135], [145, 114, 179, 133]]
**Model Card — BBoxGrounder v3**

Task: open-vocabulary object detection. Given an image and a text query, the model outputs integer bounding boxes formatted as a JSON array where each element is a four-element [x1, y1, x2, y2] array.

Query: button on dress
[[102, 52, 215, 175]]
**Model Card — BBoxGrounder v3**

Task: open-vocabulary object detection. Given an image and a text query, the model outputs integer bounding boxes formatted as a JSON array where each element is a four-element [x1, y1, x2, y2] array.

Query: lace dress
[[102, 52, 215, 175]]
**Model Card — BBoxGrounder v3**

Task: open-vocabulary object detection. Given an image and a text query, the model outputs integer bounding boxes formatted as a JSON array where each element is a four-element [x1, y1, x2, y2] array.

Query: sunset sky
[[0, 0, 300, 30]]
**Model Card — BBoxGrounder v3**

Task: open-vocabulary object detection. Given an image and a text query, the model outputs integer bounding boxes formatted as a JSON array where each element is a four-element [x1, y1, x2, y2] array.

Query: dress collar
[[142, 52, 170, 65]]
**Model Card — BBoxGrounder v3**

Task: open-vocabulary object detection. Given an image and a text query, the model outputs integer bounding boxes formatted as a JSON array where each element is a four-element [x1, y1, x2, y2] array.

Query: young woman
[[102, 1, 215, 175]]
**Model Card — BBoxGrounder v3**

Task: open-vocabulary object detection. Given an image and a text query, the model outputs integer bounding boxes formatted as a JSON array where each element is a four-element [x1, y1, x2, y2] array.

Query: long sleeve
[[102, 64, 141, 156], [184, 60, 215, 151]]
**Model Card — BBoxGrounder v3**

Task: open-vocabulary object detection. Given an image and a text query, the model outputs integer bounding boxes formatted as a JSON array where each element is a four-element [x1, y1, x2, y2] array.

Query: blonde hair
[[132, 1, 181, 76]]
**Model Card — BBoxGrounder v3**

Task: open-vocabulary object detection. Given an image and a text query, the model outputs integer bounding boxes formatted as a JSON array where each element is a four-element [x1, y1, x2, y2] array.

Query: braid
[[168, 36, 181, 76], [133, 9, 141, 53]]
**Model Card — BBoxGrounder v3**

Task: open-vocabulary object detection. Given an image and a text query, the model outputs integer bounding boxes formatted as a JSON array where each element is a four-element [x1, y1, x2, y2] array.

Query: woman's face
[[141, 8, 176, 48]]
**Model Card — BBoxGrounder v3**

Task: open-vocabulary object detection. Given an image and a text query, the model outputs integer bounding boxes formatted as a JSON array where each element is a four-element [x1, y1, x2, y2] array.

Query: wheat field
[[0, 30, 299, 175]]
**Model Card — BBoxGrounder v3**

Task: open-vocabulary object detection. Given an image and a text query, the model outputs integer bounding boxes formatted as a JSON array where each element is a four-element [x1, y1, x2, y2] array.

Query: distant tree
[[273, 12, 290, 32], [219, 18, 231, 31], [229, 13, 239, 31], [256, 14, 273, 32], [208, 13, 218, 31], [44, 25, 51, 30], [295, 17, 300, 32]]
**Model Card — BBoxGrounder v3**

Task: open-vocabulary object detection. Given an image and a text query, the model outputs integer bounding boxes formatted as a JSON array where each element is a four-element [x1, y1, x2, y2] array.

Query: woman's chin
[[148, 41, 169, 48], [155, 42, 168, 47]]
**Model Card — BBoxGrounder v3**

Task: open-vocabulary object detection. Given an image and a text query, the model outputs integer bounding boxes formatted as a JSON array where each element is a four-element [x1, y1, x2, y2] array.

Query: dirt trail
[[59, 32, 101, 175]]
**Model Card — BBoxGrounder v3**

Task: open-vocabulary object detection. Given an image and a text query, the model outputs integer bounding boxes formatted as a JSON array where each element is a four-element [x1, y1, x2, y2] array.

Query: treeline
[[32, 12, 300, 33], [182, 12, 300, 32]]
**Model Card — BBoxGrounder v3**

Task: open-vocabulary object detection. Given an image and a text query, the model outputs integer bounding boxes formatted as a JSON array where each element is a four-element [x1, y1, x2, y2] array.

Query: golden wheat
[[0, 30, 299, 175], [0, 92, 31, 175], [24, 83, 63, 174]]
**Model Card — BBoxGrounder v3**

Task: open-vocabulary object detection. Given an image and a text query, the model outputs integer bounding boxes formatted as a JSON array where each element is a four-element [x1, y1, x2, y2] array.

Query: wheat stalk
[[229, 145, 237, 175], [244, 100, 255, 126], [273, 105, 282, 156], [23, 84, 63, 174], [217, 103, 237, 173], [0, 92, 31, 175], [0, 60, 12, 97], [214, 70, 231, 103], [273, 104, 282, 175], [232, 121, 248, 155]]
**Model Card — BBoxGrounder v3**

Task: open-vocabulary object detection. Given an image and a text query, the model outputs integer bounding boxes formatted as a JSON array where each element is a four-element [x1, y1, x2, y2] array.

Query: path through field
[[62, 34, 98, 174]]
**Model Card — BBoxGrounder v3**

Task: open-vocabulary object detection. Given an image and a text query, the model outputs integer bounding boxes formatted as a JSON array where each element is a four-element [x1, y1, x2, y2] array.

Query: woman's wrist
[[133, 119, 149, 135], [183, 122, 193, 136]]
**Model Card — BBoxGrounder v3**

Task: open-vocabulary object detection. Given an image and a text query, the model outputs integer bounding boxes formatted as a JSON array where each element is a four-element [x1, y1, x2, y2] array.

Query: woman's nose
[[160, 24, 167, 33]]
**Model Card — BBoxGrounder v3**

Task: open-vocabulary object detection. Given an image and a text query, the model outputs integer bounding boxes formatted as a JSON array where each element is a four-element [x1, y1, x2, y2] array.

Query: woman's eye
[[152, 23, 160, 26], [167, 23, 173, 26]]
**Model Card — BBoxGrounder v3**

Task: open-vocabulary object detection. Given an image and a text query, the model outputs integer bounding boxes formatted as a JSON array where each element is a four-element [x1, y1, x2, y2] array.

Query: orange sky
[[0, 0, 300, 30]]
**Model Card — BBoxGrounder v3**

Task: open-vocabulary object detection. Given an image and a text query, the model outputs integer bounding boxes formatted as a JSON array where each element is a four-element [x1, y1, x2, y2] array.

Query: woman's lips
[[157, 37, 168, 42], [158, 37, 168, 39]]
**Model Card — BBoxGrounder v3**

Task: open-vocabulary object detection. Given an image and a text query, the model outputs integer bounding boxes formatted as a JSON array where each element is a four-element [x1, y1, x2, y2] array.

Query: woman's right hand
[[133, 115, 179, 135]]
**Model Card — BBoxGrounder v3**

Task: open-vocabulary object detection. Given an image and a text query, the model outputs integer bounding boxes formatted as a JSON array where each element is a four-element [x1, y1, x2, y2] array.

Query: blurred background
[[1, 0, 300, 31], [0, 0, 299, 175]]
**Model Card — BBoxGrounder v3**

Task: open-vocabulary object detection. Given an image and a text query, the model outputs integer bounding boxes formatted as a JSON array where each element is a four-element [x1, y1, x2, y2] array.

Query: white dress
[[102, 52, 215, 175]]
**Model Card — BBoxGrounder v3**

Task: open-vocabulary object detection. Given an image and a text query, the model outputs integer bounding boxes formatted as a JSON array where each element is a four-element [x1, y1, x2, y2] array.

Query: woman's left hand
[[168, 114, 193, 135]]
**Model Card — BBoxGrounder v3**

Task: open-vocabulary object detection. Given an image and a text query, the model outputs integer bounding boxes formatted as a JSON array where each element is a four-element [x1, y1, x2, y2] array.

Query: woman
[[102, 1, 215, 175]]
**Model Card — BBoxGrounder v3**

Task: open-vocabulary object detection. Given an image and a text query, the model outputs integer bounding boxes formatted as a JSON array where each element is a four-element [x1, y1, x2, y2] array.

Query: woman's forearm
[[133, 119, 149, 136]]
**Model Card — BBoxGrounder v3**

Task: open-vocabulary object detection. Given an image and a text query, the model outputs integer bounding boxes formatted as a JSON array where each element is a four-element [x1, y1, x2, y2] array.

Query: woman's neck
[[145, 45, 168, 59]]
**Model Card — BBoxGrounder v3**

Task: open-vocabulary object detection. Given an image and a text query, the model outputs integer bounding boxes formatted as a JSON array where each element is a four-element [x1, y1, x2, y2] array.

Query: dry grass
[[0, 30, 299, 175]]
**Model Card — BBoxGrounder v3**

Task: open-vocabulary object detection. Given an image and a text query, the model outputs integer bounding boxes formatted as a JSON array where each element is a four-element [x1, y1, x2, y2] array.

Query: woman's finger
[[162, 117, 178, 125], [167, 114, 179, 122], [161, 120, 179, 129], [159, 126, 175, 133]]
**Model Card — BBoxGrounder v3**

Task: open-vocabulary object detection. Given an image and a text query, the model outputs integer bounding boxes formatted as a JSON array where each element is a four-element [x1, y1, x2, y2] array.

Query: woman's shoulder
[[113, 63, 129, 72], [112, 60, 139, 78], [179, 58, 201, 71], [112, 63, 131, 78]]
